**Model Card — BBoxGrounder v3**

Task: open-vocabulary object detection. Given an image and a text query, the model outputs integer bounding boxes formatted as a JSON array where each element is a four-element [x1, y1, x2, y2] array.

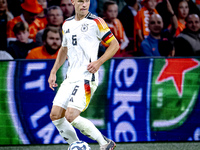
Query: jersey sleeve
[[94, 17, 115, 44], [61, 20, 68, 47]]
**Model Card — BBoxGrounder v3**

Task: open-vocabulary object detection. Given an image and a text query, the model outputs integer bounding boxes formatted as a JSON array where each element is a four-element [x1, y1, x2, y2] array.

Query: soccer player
[[48, 0, 119, 150]]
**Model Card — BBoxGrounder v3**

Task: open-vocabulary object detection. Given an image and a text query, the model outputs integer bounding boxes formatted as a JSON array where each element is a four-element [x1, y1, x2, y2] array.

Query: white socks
[[53, 116, 108, 146], [71, 116, 107, 145], [52, 117, 79, 144]]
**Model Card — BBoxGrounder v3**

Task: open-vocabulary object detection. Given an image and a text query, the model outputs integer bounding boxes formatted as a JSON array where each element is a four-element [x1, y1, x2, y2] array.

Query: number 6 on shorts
[[72, 85, 79, 95]]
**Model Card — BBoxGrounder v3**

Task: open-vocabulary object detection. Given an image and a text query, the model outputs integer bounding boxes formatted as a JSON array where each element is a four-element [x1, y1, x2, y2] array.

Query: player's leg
[[67, 80, 116, 149], [66, 107, 106, 144], [70, 114, 116, 150], [71, 115, 108, 145], [50, 105, 79, 144], [50, 79, 79, 144]]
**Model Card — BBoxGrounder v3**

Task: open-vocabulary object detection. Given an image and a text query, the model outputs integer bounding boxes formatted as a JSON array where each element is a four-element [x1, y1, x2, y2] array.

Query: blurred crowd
[[0, 0, 200, 60]]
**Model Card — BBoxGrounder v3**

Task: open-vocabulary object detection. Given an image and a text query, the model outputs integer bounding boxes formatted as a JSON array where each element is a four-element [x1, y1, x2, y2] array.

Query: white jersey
[[62, 12, 115, 82]]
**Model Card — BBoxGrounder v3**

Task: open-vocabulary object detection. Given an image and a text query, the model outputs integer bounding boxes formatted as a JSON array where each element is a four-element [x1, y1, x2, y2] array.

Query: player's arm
[[87, 38, 119, 74], [48, 46, 68, 90]]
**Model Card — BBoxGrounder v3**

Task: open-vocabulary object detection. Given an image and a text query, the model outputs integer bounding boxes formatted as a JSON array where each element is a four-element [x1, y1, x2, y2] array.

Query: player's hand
[[87, 61, 101, 74], [48, 73, 58, 91]]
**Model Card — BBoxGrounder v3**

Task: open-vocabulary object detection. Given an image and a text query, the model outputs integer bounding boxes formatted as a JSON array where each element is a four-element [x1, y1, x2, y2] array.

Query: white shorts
[[53, 79, 97, 112]]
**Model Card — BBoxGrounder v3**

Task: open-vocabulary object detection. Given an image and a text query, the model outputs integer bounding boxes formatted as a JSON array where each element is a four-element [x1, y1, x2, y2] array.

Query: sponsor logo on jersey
[[65, 29, 70, 33]]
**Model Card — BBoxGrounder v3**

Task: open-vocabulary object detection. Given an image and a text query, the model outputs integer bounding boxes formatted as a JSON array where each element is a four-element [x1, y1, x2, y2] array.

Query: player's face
[[178, 1, 189, 19], [72, 0, 90, 18], [60, 0, 74, 18], [186, 14, 200, 32], [48, 9, 64, 26], [45, 31, 62, 50], [16, 30, 29, 43], [105, 4, 118, 22]]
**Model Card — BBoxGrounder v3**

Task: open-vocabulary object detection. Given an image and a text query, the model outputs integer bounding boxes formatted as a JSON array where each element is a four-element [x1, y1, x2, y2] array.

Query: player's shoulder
[[86, 12, 106, 22], [62, 16, 75, 25], [66, 15, 75, 21], [86, 13, 107, 26], [85, 12, 98, 20]]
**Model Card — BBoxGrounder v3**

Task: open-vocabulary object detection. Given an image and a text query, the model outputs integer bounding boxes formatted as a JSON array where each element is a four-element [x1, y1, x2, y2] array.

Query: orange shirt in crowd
[[7, 15, 47, 41], [109, 19, 124, 43], [26, 46, 59, 59], [135, 7, 158, 38], [176, 21, 186, 36], [134, 7, 158, 52], [36, 16, 48, 29], [168, 20, 185, 37]]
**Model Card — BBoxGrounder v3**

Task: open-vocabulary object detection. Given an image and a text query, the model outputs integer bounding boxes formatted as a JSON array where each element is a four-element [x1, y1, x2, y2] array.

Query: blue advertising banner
[[1, 58, 200, 145], [9, 60, 65, 144], [107, 58, 152, 142]]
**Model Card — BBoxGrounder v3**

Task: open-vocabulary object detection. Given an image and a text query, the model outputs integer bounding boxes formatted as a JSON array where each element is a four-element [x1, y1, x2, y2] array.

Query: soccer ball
[[68, 141, 91, 150]]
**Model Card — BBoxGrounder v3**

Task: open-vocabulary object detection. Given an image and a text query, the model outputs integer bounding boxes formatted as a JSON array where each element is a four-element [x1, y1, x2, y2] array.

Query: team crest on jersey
[[81, 24, 88, 32]]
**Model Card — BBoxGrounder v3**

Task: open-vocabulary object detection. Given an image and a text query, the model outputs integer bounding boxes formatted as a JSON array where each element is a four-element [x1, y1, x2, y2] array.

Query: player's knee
[[50, 106, 66, 121], [50, 112, 63, 121], [65, 114, 75, 123], [65, 108, 81, 123]]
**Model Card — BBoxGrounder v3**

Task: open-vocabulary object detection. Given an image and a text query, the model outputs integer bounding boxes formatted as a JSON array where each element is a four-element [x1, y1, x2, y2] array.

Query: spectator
[[0, 0, 13, 21], [135, 0, 158, 43], [6, 0, 44, 44], [102, 0, 129, 57], [175, 14, 200, 56], [59, 0, 74, 20], [0, 0, 13, 50], [97, 0, 126, 17], [37, 0, 48, 27], [36, 5, 63, 46], [6, 22, 38, 59], [118, 0, 141, 56], [26, 26, 62, 59], [157, 0, 200, 29], [170, 0, 189, 37], [140, 2, 177, 57]]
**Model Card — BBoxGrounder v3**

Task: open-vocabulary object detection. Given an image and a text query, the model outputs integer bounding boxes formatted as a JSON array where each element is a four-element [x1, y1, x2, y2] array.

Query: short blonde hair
[[13, 22, 29, 35]]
